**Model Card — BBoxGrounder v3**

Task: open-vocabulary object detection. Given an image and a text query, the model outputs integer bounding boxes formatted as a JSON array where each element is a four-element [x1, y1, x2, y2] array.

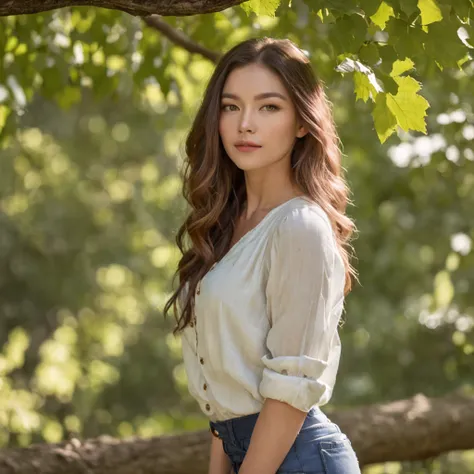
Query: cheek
[[265, 110, 295, 129], [218, 116, 230, 141], [266, 115, 297, 140]]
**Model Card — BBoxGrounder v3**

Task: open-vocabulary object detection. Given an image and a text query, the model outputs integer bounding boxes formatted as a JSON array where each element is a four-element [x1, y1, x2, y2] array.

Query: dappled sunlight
[[0, 2, 472, 473]]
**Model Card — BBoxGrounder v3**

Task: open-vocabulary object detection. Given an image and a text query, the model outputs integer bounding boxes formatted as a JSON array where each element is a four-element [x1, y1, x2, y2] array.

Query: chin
[[228, 154, 270, 170], [231, 160, 267, 172]]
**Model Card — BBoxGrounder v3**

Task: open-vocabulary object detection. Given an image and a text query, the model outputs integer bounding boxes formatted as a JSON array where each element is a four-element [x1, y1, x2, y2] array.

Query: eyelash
[[221, 104, 280, 112]]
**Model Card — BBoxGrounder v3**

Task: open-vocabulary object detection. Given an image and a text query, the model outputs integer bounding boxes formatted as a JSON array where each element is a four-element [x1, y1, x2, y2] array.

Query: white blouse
[[179, 196, 346, 422]]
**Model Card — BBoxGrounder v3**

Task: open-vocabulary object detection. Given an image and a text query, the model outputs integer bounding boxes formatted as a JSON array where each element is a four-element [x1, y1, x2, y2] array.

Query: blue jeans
[[209, 407, 361, 474]]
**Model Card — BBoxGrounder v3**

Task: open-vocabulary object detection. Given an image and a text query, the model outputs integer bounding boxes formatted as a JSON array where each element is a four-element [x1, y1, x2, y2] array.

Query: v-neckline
[[220, 196, 308, 263]]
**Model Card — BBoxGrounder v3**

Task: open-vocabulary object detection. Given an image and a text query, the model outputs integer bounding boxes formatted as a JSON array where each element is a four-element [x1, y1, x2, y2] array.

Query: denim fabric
[[209, 407, 361, 474]]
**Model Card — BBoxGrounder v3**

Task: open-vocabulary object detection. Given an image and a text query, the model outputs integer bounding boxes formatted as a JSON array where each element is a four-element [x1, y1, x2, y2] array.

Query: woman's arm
[[237, 208, 346, 474], [238, 398, 307, 474], [208, 433, 233, 474]]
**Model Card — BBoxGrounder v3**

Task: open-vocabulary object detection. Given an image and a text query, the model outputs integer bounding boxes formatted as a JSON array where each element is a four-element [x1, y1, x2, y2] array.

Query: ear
[[296, 123, 308, 138]]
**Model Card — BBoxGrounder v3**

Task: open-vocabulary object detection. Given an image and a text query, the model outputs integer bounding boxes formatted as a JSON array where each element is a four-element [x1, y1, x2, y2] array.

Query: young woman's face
[[218, 63, 307, 172]]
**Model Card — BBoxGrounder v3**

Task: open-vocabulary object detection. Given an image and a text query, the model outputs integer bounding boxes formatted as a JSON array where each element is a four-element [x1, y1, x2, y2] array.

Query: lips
[[235, 144, 261, 152], [235, 139, 261, 147]]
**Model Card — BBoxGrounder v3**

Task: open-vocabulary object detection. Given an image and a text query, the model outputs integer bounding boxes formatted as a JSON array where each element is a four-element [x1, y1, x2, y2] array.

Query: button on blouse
[[179, 197, 346, 422]]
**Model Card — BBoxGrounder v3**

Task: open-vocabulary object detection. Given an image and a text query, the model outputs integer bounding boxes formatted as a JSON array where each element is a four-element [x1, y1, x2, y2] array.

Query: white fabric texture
[[179, 197, 346, 422]]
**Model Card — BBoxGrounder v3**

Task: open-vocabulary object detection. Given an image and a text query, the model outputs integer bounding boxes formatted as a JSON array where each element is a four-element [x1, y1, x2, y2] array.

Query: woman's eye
[[221, 104, 279, 112], [221, 104, 238, 111], [262, 104, 279, 111]]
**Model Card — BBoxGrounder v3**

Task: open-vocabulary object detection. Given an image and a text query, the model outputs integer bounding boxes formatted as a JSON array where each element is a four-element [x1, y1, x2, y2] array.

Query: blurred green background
[[0, 1, 473, 473]]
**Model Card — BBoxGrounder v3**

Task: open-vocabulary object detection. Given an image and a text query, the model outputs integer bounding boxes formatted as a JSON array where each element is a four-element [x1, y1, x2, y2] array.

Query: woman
[[164, 37, 360, 474]]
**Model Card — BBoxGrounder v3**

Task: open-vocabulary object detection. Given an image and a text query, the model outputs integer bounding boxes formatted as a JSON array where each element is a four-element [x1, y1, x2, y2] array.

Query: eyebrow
[[221, 92, 288, 101]]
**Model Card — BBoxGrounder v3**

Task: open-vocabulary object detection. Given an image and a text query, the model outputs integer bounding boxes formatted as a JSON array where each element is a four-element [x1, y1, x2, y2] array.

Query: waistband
[[209, 406, 337, 443]]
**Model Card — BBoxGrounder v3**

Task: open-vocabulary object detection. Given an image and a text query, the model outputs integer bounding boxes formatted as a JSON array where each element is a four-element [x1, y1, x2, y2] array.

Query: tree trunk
[[0, 389, 473, 473], [0, 0, 246, 17]]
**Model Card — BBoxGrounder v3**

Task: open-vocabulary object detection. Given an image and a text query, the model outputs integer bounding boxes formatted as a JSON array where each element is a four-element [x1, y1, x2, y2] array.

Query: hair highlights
[[164, 37, 358, 336]]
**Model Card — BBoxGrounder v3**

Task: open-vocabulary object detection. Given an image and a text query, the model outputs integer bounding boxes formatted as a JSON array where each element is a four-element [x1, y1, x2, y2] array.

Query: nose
[[238, 108, 256, 134]]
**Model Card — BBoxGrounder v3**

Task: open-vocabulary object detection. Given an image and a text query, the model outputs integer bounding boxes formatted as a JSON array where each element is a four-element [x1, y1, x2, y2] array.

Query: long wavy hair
[[164, 37, 358, 336]]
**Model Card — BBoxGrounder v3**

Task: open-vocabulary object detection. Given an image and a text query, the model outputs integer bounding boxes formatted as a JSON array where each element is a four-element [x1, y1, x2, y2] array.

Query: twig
[[143, 15, 221, 63]]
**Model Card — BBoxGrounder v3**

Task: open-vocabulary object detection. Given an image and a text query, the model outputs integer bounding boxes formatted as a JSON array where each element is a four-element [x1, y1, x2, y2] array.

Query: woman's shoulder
[[274, 196, 333, 238], [265, 196, 342, 271]]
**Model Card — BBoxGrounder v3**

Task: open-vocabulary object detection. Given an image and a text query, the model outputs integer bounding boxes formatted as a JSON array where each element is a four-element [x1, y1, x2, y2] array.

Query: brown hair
[[164, 37, 358, 336]]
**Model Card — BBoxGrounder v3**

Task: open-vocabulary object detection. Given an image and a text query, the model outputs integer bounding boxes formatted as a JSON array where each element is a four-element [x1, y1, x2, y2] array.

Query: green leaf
[[424, 18, 468, 68], [354, 71, 375, 102], [336, 57, 369, 73], [391, 58, 415, 76], [239, 1, 252, 15], [379, 73, 399, 94], [399, 0, 418, 17], [386, 75, 429, 133], [359, 42, 380, 65], [329, 14, 368, 54], [378, 44, 398, 74], [398, 26, 427, 59], [360, 0, 382, 16], [373, 92, 398, 142], [302, 0, 326, 13], [326, 0, 364, 15], [241, 0, 282, 17], [418, 0, 443, 25], [370, 1, 395, 29], [386, 18, 427, 59], [337, 58, 383, 98], [448, 0, 472, 20]]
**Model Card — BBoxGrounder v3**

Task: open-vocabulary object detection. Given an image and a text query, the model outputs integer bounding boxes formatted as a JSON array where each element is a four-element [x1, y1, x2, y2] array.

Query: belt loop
[[209, 421, 221, 439]]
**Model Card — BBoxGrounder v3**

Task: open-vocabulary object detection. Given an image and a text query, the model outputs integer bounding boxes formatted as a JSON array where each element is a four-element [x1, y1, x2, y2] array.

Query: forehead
[[222, 63, 287, 95]]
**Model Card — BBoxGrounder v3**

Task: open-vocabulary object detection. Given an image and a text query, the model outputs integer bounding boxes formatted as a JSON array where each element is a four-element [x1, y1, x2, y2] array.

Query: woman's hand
[[238, 398, 307, 474], [208, 433, 233, 474]]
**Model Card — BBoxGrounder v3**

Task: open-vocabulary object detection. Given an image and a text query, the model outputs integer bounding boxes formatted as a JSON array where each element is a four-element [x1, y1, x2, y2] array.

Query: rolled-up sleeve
[[259, 206, 346, 412]]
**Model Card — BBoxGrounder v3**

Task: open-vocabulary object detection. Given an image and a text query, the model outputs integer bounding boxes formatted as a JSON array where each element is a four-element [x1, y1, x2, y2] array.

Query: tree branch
[[0, 389, 473, 473], [329, 387, 474, 465], [0, 0, 247, 17], [143, 15, 221, 63]]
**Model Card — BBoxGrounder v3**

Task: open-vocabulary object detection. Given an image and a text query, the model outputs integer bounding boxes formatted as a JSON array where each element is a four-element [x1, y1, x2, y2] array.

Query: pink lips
[[235, 145, 261, 152]]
